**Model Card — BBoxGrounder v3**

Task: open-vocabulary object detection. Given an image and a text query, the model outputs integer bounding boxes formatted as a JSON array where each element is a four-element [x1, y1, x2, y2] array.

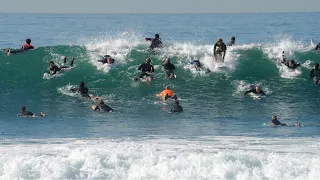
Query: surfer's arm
[[145, 38, 153, 41], [260, 90, 266, 95], [315, 44, 319, 51], [309, 69, 314, 78], [243, 90, 253, 96], [94, 106, 100, 111], [150, 65, 155, 73], [213, 44, 217, 55]]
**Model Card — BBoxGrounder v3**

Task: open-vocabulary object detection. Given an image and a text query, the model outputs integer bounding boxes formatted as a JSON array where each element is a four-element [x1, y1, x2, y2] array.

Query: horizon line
[[0, 11, 319, 15]]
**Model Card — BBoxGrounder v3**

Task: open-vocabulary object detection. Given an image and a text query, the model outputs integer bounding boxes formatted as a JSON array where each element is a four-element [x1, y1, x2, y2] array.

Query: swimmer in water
[[17, 106, 45, 117], [227, 37, 236, 46], [190, 60, 201, 71], [309, 63, 320, 85], [271, 115, 286, 126], [5, 38, 35, 55], [243, 86, 266, 96], [93, 99, 113, 112], [170, 96, 183, 112]]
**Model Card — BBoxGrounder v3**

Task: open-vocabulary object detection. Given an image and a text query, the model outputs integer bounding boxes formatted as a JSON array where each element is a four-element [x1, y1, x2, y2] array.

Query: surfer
[[271, 115, 286, 126], [5, 38, 34, 55], [190, 60, 201, 71], [213, 38, 227, 62], [135, 58, 154, 80], [93, 99, 113, 112], [315, 43, 320, 51], [98, 55, 115, 64], [17, 106, 46, 117], [47, 57, 75, 75], [309, 63, 320, 84], [243, 86, 266, 96], [162, 58, 176, 78], [227, 37, 236, 46], [145, 34, 163, 49], [282, 60, 300, 70], [280, 51, 286, 63], [70, 82, 98, 99], [170, 96, 183, 112], [157, 86, 175, 100]]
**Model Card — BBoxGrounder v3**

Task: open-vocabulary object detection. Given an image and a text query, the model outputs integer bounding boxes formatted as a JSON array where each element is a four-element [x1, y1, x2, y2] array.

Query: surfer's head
[[98, 98, 104, 105], [26, 38, 31, 44], [146, 58, 151, 64], [315, 63, 319, 69], [272, 115, 277, 120], [79, 82, 85, 87], [21, 106, 26, 112], [107, 57, 112, 64], [49, 61, 54, 68], [165, 86, 170, 90], [231, 37, 235, 41], [256, 86, 261, 92], [217, 38, 223, 45], [166, 58, 171, 63], [155, 34, 160, 39]]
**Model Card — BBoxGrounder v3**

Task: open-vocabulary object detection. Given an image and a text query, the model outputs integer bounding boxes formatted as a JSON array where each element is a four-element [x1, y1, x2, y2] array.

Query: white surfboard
[[311, 39, 318, 47]]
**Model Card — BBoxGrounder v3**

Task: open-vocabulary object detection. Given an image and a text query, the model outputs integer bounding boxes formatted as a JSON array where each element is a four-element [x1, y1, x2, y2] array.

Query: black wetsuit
[[50, 65, 61, 75], [98, 58, 115, 64], [150, 38, 163, 49], [244, 89, 266, 95], [272, 119, 286, 126], [162, 62, 176, 76], [227, 40, 235, 46], [71, 86, 90, 98], [10, 44, 34, 54], [95, 103, 113, 112], [18, 111, 34, 116], [138, 63, 154, 78], [214, 42, 227, 54], [310, 68, 320, 84], [283, 62, 300, 70], [49, 59, 74, 75], [315, 44, 320, 51], [170, 101, 183, 113]]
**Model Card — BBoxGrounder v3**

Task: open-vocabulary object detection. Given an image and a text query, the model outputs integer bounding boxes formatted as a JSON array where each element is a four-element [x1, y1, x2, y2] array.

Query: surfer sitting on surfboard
[[5, 38, 34, 55], [213, 38, 227, 62], [17, 106, 46, 117], [134, 58, 154, 81], [271, 115, 286, 126], [46, 57, 75, 75], [162, 58, 176, 79], [93, 99, 113, 112], [243, 86, 266, 96], [310, 63, 320, 85]]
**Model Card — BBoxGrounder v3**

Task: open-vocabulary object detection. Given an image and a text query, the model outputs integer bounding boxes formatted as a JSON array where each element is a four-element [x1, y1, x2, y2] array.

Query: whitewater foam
[[0, 137, 319, 180]]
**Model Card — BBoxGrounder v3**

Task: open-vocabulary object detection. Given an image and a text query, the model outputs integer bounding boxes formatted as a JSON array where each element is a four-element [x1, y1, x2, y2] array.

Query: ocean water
[[0, 12, 320, 179]]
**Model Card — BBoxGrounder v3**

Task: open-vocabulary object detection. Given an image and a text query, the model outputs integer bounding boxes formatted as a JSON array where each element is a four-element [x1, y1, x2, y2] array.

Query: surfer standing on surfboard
[[213, 38, 227, 62]]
